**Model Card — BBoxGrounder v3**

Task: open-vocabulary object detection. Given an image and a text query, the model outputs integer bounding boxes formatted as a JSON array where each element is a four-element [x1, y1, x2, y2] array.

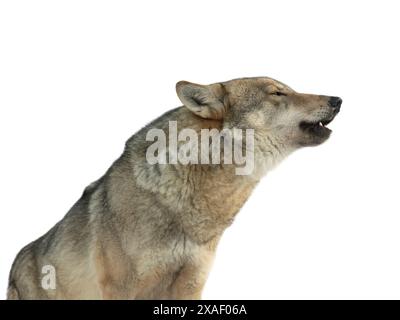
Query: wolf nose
[[328, 96, 342, 112]]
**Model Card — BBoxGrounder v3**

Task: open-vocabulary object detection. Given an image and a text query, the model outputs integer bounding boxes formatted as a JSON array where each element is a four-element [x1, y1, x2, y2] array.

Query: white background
[[0, 0, 399, 299]]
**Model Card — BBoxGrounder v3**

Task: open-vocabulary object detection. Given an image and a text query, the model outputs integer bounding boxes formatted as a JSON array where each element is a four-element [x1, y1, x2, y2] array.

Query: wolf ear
[[176, 81, 228, 120]]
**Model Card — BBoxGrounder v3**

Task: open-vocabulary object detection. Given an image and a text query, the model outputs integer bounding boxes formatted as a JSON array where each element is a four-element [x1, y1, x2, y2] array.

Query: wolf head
[[176, 77, 341, 149]]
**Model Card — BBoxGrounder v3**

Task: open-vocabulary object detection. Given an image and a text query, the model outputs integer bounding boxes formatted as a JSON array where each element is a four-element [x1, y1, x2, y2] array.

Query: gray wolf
[[7, 77, 341, 299]]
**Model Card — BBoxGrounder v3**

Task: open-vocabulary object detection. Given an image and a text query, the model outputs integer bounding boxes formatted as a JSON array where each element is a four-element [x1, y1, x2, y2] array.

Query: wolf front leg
[[169, 264, 208, 299], [169, 247, 216, 300]]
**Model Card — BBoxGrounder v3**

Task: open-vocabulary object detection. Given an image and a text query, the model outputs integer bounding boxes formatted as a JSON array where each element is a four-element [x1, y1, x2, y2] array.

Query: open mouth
[[299, 117, 335, 136]]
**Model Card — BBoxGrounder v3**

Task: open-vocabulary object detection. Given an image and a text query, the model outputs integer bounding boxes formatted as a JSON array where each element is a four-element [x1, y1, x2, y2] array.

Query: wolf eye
[[272, 91, 287, 96]]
